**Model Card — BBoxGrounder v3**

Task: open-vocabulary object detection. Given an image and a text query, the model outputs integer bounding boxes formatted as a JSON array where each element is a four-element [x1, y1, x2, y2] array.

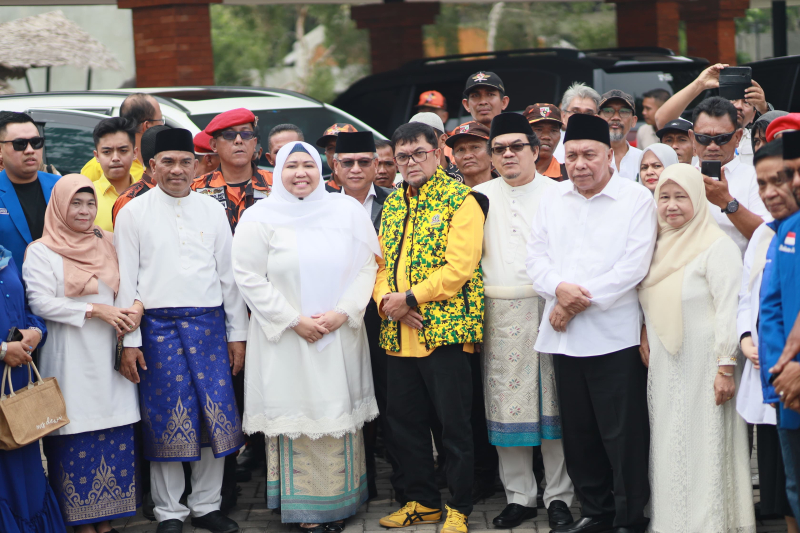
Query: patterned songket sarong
[[139, 306, 244, 461], [265, 432, 368, 523], [43, 424, 140, 526], [483, 295, 561, 446]]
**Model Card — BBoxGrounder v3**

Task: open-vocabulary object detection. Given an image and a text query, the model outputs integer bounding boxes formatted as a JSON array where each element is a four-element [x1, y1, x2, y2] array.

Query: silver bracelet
[[0, 342, 7, 362], [29, 327, 43, 342]]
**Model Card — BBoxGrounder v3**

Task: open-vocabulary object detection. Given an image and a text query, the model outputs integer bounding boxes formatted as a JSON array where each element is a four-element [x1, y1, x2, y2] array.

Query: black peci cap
[[563, 113, 611, 147]]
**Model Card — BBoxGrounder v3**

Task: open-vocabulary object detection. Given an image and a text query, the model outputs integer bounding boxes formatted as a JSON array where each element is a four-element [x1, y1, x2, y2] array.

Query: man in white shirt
[[636, 88, 670, 150], [329, 130, 399, 500], [554, 82, 601, 164], [475, 113, 574, 531], [598, 90, 642, 181], [526, 114, 657, 533], [691, 97, 768, 255], [114, 128, 249, 533]]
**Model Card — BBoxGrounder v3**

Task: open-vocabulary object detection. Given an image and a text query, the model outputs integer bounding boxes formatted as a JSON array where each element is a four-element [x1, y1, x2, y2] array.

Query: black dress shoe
[[553, 515, 614, 533], [156, 519, 184, 533], [325, 520, 346, 533], [548, 500, 574, 528], [191, 510, 239, 533], [492, 503, 538, 528]]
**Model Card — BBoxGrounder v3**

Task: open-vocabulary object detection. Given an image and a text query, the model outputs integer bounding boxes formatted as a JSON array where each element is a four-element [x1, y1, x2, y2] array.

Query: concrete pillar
[[118, 0, 220, 87], [351, 2, 440, 75], [612, 0, 680, 52], [682, 0, 749, 65]]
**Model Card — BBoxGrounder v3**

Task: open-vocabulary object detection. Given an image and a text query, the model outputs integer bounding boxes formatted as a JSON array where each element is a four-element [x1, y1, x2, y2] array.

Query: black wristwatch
[[405, 289, 418, 308], [721, 198, 739, 214]]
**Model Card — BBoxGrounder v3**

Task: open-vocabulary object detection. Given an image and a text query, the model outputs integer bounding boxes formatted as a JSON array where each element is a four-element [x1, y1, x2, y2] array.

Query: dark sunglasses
[[217, 130, 257, 142], [338, 158, 375, 169], [693, 132, 736, 146], [0, 136, 45, 151], [491, 143, 531, 155]]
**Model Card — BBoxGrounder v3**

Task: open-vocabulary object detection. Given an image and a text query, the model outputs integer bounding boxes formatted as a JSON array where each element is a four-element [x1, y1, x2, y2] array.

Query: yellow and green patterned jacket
[[378, 167, 488, 352]]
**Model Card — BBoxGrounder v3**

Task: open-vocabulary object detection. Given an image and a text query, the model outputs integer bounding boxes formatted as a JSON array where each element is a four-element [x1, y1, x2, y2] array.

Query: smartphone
[[701, 160, 722, 180], [719, 66, 752, 100], [6, 327, 22, 343]]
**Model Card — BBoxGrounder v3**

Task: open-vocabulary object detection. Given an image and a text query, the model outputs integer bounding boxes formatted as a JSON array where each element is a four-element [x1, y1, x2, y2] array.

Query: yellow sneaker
[[379, 501, 442, 528], [442, 505, 469, 533]]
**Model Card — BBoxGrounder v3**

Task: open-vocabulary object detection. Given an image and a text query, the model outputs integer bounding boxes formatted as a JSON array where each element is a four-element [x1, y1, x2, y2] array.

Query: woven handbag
[[0, 361, 69, 450]]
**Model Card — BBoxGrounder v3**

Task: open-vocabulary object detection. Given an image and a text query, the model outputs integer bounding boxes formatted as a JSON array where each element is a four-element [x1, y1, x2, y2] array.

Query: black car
[[334, 47, 710, 137], [747, 54, 800, 113]]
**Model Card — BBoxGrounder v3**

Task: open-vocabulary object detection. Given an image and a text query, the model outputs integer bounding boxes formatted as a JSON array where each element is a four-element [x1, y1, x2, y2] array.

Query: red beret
[[193, 131, 214, 154], [204, 108, 256, 135], [766, 113, 800, 143]]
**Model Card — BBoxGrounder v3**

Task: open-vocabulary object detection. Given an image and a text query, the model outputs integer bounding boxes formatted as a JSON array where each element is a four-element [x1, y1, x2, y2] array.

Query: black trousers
[[387, 344, 474, 514], [553, 347, 650, 528], [364, 301, 404, 497], [470, 351, 498, 483]]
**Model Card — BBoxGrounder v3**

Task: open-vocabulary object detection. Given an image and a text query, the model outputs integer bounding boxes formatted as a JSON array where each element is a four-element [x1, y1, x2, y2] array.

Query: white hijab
[[240, 141, 381, 351], [636, 143, 680, 185]]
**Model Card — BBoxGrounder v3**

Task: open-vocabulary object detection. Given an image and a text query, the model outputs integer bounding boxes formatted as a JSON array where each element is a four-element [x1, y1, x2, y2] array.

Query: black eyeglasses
[[394, 149, 436, 166], [338, 158, 375, 169], [217, 130, 257, 142], [144, 118, 165, 124], [491, 143, 531, 155], [694, 131, 736, 146], [599, 107, 633, 119], [0, 137, 45, 151]]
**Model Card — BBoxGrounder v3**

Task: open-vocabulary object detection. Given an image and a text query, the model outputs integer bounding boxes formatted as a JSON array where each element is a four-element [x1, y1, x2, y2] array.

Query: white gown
[[22, 243, 140, 436], [644, 238, 755, 533], [232, 220, 379, 440]]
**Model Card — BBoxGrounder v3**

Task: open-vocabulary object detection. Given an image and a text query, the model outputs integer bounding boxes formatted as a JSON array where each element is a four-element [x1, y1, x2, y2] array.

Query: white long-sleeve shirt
[[526, 174, 657, 357], [114, 185, 249, 348]]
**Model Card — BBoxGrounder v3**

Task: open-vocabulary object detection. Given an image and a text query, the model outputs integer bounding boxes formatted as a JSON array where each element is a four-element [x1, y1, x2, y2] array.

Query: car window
[[190, 107, 374, 176], [41, 121, 96, 175]]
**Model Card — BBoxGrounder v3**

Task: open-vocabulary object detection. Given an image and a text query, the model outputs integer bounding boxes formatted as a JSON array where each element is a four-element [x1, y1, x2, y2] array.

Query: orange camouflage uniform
[[111, 172, 156, 228], [191, 164, 273, 233]]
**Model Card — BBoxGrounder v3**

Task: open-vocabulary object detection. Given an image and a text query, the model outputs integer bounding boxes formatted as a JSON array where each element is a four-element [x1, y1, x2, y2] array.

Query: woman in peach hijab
[[22, 174, 143, 533]]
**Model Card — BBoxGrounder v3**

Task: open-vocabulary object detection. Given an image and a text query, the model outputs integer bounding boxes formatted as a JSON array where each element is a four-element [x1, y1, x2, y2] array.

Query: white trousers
[[151, 447, 225, 522], [496, 439, 574, 508]]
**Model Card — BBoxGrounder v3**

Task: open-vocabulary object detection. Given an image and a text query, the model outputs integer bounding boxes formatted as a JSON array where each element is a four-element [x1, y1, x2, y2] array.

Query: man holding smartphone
[[690, 97, 768, 256]]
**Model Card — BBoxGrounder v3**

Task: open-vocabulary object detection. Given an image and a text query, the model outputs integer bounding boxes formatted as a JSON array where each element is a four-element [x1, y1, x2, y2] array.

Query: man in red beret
[[766, 113, 800, 143], [191, 108, 272, 234], [194, 131, 220, 177]]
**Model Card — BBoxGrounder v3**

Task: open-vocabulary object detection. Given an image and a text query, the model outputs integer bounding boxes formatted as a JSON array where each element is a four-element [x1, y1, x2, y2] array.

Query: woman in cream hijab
[[638, 164, 755, 532]]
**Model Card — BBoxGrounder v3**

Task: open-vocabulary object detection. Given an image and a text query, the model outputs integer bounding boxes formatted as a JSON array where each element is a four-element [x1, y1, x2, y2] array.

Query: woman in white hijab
[[232, 141, 380, 533], [638, 164, 755, 532], [636, 143, 679, 192]]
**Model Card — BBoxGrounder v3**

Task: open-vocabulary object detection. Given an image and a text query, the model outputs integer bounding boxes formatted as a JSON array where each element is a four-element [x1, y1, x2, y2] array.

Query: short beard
[[502, 170, 522, 180], [405, 172, 432, 189], [609, 130, 625, 143]]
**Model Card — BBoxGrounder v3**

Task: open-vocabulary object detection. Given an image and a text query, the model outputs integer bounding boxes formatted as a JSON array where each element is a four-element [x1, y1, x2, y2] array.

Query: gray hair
[[560, 82, 601, 112]]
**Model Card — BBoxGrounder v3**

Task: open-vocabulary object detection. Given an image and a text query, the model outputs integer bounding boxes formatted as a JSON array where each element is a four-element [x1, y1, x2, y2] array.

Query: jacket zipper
[[462, 283, 470, 314], [392, 193, 411, 351]]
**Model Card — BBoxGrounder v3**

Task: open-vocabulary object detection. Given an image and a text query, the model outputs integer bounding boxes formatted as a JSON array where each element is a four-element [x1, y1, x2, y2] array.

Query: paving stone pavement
[[111, 452, 790, 533]]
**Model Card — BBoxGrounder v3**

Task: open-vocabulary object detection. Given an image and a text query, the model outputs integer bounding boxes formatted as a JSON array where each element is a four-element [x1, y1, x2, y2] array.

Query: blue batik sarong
[[139, 306, 244, 462], [43, 424, 140, 526]]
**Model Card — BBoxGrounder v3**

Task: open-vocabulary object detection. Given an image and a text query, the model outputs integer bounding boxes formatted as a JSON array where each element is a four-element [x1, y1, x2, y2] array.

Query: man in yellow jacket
[[81, 93, 163, 182], [375, 121, 488, 533]]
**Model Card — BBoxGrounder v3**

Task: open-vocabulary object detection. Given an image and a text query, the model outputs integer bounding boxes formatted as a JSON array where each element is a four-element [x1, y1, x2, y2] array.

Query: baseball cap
[[463, 71, 505, 98], [599, 90, 635, 111], [416, 90, 447, 110], [410, 112, 446, 136], [315, 123, 358, 148], [445, 121, 491, 148], [523, 103, 563, 126], [656, 118, 693, 139]]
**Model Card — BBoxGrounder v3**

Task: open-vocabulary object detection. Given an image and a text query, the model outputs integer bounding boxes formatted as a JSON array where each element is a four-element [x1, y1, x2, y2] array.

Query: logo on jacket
[[780, 231, 796, 253], [430, 213, 442, 228]]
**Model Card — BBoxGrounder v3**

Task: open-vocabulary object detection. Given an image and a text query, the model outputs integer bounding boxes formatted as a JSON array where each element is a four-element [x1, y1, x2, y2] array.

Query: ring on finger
[[780, 390, 786, 398]]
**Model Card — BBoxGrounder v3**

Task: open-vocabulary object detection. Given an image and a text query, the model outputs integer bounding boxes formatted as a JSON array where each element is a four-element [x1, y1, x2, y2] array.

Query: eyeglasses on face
[[693, 132, 736, 146], [338, 157, 375, 169], [599, 107, 633, 119], [491, 143, 531, 156], [0, 137, 45, 151], [394, 149, 436, 166], [216, 130, 257, 142], [144, 118, 165, 125]]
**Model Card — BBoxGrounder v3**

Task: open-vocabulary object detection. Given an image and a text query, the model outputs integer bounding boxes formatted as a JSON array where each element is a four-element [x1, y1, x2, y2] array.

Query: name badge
[[196, 187, 227, 205], [0, 208, 7, 215], [430, 213, 443, 228]]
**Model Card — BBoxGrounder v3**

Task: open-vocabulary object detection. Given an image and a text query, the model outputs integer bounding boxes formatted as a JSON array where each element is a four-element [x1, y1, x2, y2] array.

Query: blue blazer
[[0, 170, 59, 273]]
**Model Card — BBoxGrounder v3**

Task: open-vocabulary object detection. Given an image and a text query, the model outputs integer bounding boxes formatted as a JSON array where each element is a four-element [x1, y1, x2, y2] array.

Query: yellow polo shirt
[[81, 157, 144, 183], [94, 174, 140, 232], [373, 191, 483, 358]]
